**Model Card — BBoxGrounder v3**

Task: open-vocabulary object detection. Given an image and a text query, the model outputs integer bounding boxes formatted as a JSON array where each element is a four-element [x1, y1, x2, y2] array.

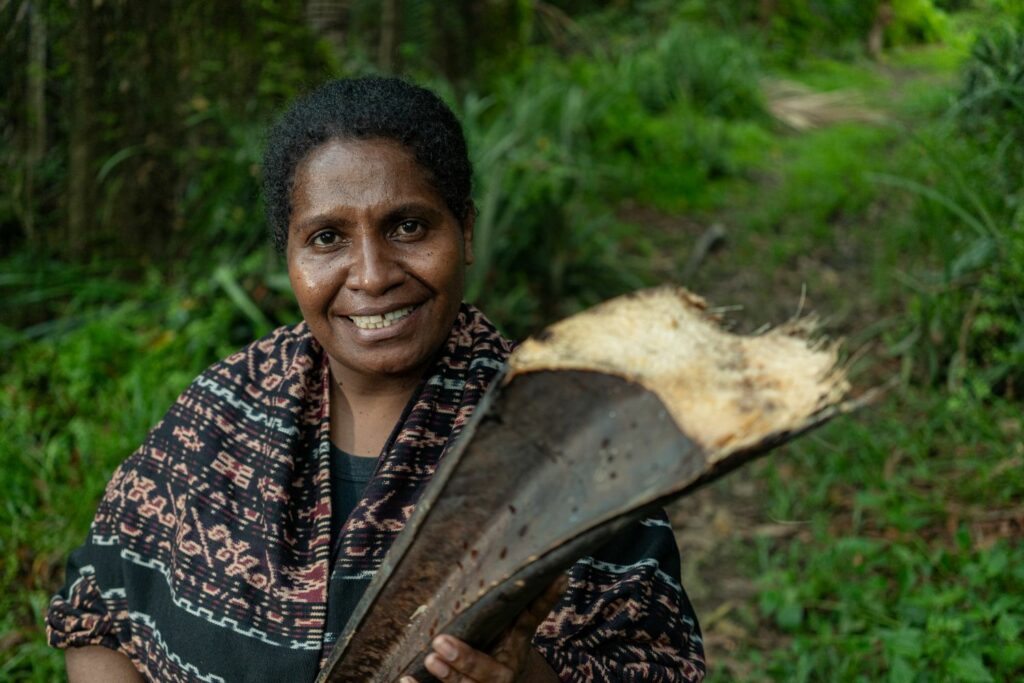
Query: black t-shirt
[[325, 443, 378, 645], [329, 443, 378, 547]]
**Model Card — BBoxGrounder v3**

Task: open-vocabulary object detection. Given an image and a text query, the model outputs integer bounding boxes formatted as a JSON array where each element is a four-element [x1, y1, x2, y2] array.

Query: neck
[[328, 359, 424, 457]]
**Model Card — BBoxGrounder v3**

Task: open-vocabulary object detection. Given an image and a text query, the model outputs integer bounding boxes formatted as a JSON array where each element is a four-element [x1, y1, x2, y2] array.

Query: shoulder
[[92, 320, 324, 531], [204, 320, 320, 392], [108, 321, 321, 489], [170, 320, 323, 447]]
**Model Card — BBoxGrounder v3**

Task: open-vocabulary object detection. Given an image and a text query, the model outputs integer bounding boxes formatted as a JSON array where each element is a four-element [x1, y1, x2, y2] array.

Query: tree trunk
[[378, 0, 399, 74], [759, 0, 777, 26], [305, 0, 349, 60], [68, 0, 97, 257], [25, 0, 48, 243], [436, 0, 477, 82], [868, 1, 893, 60], [115, 0, 180, 256]]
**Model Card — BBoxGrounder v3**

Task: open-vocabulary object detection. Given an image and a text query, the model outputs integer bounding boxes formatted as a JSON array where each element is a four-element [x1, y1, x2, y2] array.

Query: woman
[[47, 77, 706, 682]]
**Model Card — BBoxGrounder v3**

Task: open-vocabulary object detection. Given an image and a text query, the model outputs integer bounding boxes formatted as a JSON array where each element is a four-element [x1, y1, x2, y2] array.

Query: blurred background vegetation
[[2, 0, 1022, 680]]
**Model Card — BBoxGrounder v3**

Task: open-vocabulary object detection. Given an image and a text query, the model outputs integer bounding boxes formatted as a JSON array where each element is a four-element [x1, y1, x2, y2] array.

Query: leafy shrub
[[970, 233, 1024, 392], [886, 21, 1024, 397], [618, 22, 764, 119], [458, 74, 649, 336], [957, 19, 1024, 195], [888, 0, 952, 46], [177, 106, 269, 255], [699, 0, 950, 63], [457, 18, 766, 337], [0, 245, 304, 679]]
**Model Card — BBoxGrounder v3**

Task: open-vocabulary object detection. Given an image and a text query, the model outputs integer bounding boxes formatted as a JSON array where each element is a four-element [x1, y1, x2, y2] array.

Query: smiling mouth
[[348, 304, 419, 330]]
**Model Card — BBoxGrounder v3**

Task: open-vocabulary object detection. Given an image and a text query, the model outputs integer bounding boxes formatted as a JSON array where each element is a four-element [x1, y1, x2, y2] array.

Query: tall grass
[[880, 19, 1024, 396], [458, 18, 766, 337]]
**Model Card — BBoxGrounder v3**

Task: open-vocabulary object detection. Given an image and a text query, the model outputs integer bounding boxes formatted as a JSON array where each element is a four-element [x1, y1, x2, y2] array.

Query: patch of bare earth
[[625, 79, 909, 676]]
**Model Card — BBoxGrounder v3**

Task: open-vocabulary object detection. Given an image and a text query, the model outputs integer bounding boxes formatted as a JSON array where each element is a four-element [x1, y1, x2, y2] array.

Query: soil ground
[[640, 53, 962, 676]]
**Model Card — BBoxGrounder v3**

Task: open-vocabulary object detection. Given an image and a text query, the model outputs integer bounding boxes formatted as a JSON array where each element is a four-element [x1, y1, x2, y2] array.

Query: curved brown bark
[[319, 287, 854, 682]]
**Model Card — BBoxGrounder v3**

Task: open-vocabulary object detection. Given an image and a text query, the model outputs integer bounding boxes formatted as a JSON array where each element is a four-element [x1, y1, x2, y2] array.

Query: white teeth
[[350, 305, 416, 330]]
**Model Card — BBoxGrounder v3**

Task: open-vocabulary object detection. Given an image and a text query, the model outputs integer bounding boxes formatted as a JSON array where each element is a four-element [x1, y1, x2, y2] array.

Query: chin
[[357, 352, 430, 379]]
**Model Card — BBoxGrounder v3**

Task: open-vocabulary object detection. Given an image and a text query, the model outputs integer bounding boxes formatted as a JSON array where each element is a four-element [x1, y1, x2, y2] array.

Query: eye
[[391, 220, 426, 240], [311, 229, 341, 247]]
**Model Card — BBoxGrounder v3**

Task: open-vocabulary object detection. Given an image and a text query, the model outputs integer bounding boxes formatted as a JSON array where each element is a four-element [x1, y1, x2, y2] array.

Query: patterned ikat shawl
[[47, 304, 705, 682]]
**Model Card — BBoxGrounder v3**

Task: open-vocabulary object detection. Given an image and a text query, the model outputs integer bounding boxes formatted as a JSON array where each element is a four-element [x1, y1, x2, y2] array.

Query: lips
[[348, 304, 419, 330]]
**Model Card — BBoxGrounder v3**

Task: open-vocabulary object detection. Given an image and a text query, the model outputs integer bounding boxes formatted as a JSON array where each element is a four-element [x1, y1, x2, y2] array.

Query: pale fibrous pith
[[508, 285, 849, 460]]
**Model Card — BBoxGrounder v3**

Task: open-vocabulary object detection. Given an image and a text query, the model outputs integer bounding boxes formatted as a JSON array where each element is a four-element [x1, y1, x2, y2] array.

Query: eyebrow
[[290, 214, 347, 234], [382, 202, 445, 224], [290, 202, 447, 234]]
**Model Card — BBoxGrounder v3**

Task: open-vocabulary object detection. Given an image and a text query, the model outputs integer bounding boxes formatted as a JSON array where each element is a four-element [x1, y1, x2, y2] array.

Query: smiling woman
[[288, 138, 473, 456], [45, 77, 705, 683]]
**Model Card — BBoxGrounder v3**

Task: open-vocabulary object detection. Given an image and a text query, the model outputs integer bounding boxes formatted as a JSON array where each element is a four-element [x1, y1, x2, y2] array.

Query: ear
[[461, 202, 476, 266]]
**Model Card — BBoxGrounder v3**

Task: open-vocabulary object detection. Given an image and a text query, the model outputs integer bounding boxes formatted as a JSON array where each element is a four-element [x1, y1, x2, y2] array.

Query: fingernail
[[400, 678, 415, 683], [434, 636, 458, 662], [428, 655, 451, 677]]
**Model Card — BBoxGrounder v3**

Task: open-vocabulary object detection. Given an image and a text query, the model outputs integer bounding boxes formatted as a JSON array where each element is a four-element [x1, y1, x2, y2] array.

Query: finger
[[424, 652, 456, 681], [399, 678, 418, 683], [431, 635, 514, 683]]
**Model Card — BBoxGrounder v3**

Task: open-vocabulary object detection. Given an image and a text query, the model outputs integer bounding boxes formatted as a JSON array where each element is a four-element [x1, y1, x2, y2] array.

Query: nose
[[345, 234, 404, 296]]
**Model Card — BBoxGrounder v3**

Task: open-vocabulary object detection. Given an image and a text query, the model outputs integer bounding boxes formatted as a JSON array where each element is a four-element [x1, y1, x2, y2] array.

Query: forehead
[[291, 137, 439, 212]]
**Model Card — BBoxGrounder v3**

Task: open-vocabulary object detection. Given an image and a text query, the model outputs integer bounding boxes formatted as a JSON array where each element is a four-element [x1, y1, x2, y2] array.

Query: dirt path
[[644, 61, 950, 676]]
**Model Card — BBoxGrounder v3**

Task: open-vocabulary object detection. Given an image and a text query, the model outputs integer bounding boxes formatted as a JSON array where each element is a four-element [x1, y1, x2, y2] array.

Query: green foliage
[[614, 21, 764, 119], [460, 78, 646, 334], [669, 40, 1023, 678], [320, 0, 537, 82], [957, 18, 1024, 193], [882, 20, 1024, 396], [735, 391, 1024, 682], [971, 233, 1024, 386], [0, 0, 332, 259], [767, 0, 881, 59], [458, 18, 765, 337], [746, 123, 895, 265], [700, 0, 951, 63], [890, 0, 953, 46], [178, 106, 269, 255]]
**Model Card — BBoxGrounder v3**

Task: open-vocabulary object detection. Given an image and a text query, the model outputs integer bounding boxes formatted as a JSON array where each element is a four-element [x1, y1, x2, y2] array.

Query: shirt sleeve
[[531, 509, 706, 682], [46, 459, 135, 658]]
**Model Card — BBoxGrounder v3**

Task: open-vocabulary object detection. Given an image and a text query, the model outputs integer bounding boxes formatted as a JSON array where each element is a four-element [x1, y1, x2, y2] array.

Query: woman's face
[[286, 137, 473, 386]]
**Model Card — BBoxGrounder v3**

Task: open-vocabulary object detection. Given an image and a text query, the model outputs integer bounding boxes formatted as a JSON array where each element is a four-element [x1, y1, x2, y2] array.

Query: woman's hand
[[402, 633, 559, 683], [407, 634, 528, 683], [399, 575, 566, 683]]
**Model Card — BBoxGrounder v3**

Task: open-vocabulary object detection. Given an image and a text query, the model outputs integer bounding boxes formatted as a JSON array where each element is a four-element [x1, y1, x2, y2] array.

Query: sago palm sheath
[[319, 286, 859, 682]]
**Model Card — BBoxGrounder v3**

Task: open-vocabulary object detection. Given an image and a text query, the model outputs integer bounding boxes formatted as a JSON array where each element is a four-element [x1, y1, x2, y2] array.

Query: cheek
[[418, 244, 466, 291], [291, 271, 319, 299], [288, 260, 333, 312]]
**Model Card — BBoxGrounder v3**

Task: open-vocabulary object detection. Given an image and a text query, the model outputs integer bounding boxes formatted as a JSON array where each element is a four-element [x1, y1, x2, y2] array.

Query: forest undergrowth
[[666, 39, 1024, 683], [2, 2, 1022, 680]]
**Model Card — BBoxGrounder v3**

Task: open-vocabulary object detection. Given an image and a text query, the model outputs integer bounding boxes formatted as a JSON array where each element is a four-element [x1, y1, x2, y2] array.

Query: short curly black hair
[[262, 76, 473, 252]]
